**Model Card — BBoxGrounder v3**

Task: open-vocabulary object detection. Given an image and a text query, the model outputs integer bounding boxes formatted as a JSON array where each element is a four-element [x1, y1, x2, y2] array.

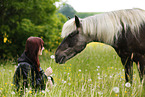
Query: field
[[0, 43, 144, 97]]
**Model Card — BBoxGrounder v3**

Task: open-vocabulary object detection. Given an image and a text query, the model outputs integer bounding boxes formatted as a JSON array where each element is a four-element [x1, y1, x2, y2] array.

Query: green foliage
[[0, 0, 67, 59], [58, 3, 77, 18]]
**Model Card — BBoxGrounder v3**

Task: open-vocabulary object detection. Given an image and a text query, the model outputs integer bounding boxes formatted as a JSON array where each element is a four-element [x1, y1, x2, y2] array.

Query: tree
[[0, 0, 67, 59], [58, 3, 76, 18]]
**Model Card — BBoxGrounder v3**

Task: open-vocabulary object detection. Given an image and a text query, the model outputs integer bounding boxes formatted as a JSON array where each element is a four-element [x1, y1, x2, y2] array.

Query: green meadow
[[0, 43, 144, 97]]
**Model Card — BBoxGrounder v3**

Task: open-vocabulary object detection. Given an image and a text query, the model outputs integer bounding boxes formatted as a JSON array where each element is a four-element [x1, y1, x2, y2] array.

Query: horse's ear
[[68, 16, 71, 19], [75, 15, 80, 28]]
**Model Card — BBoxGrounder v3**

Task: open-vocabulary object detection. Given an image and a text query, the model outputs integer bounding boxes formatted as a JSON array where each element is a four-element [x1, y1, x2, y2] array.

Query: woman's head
[[25, 37, 44, 71]]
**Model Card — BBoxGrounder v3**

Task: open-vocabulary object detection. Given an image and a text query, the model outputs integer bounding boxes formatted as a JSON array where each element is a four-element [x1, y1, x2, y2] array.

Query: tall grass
[[0, 43, 144, 97]]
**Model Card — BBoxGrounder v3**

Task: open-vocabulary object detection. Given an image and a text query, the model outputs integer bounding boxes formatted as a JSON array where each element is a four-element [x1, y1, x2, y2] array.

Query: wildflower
[[98, 77, 102, 80], [11, 84, 14, 86], [125, 82, 131, 87], [29, 90, 32, 94], [112, 87, 119, 93], [79, 69, 81, 72], [115, 94, 118, 96], [98, 91, 103, 95], [88, 79, 92, 81], [46, 89, 50, 92], [68, 83, 71, 86], [97, 73, 100, 75], [4, 37, 7, 43], [5, 83, 7, 85], [50, 55, 55, 59], [125, 91, 127, 93], [63, 81, 66, 83], [41, 90, 46, 94], [97, 66, 100, 68], [11, 91, 15, 95]]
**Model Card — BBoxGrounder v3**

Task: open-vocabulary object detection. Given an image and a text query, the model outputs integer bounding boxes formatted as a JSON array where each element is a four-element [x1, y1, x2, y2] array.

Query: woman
[[13, 37, 54, 92]]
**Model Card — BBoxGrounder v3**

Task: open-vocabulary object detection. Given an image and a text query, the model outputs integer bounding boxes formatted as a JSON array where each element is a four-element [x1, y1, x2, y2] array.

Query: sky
[[58, 0, 145, 12]]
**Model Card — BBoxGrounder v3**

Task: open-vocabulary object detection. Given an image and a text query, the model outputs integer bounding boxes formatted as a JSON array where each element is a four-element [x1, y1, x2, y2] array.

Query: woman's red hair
[[25, 37, 44, 71]]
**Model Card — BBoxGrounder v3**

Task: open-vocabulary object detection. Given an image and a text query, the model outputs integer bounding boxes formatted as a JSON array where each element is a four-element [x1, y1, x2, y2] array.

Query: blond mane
[[61, 8, 145, 45]]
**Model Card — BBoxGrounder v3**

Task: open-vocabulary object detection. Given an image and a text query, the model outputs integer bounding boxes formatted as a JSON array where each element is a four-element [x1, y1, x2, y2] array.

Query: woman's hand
[[45, 67, 53, 76]]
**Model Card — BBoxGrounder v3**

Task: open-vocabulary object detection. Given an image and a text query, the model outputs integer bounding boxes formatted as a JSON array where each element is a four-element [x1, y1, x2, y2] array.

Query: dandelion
[[11, 84, 14, 86], [98, 91, 103, 95], [11, 91, 15, 95], [63, 81, 66, 83], [115, 94, 118, 96], [88, 78, 92, 81], [125, 91, 127, 93], [41, 90, 46, 94], [79, 69, 81, 72], [125, 82, 131, 87], [29, 90, 32, 94], [112, 87, 119, 93], [98, 76, 102, 80], [50, 55, 55, 59], [68, 83, 71, 86], [46, 89, 50, 92], [5, 83, 7, 85]]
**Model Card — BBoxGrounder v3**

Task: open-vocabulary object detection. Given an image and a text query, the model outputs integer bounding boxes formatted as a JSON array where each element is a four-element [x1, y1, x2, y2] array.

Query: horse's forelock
[[61, 18, 76, 38]]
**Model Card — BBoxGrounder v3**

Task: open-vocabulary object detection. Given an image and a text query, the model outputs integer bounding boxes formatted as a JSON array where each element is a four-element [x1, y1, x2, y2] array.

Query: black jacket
[[13, 52, 53, 91]]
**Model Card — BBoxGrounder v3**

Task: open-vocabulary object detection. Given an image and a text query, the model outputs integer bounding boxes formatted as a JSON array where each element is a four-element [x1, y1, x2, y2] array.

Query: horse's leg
[[133, 53, 145, 83], [121, 55, 133, 83]]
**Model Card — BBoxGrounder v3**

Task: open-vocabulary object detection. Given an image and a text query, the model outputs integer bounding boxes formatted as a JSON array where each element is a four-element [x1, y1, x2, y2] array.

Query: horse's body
[[55, 8, 145, 83]]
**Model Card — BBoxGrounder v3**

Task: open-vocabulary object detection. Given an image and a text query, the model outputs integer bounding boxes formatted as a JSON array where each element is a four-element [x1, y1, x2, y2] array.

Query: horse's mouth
[[59, 56, 66, 64]]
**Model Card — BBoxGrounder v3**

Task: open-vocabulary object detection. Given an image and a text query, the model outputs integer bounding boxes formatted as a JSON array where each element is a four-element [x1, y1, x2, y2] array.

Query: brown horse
[[55, 8, 145, 84]]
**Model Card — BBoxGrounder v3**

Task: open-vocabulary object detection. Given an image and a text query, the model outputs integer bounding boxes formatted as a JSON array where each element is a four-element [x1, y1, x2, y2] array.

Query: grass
[[0, 42, 144, 97]]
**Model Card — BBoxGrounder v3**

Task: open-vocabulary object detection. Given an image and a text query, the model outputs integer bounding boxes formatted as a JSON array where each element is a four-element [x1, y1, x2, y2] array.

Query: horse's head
[[55, 16, 89, 64]]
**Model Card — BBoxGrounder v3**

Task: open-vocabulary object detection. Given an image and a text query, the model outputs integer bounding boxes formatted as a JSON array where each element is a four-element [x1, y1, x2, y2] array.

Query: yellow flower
[[29, 90, 32, 94], [121, 76, 124, 79], [5, 83, 7, 85], [115, 94, 118, 96], [125, 91, 127, 93], [4, 37, 7, 43], [11, 84, 14, 86]]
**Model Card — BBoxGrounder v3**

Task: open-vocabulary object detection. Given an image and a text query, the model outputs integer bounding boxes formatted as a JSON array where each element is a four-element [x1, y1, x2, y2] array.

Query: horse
[[55, 8, 145, 84]]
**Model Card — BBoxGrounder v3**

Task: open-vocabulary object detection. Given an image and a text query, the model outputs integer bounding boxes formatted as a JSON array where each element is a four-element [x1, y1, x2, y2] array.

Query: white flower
[[79, 69, 81, 72], [50, 55, 55, 59], [125, 82, 131, 87], [98, 77, 102, 80], [112, 87, 119, 93], [88, 79, 92, 81], [97, 73, 100, 75], [98, 91, 103, 95], [97, 66, 100, 68], [45, 89, 50, 92], [68, 83, 71, 86], [41, 90, 46, 93], [64, 81, 66, 83], [11, 91, 15, 95]]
